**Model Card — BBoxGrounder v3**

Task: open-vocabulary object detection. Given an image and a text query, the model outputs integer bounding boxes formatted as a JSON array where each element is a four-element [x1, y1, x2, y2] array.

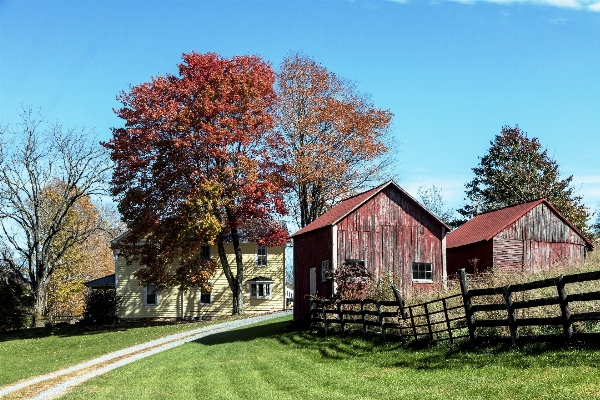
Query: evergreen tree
[[458, 125, 590, 236]]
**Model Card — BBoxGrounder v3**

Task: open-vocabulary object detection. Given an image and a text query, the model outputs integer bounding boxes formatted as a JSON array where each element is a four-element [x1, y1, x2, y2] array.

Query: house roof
[[83, 274, 116, 288], [246, 276, 274, 283], [446, 199, 594, 249], [291, 180, 451, 237]]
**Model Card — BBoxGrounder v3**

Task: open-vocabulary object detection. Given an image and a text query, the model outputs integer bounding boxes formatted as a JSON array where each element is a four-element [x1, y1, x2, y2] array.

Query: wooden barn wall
[[495, 203, 587, 272], [447, 240, 494, 276], [335, 186, 444, 295], [293, 227, 332, 321], [497, 203, 586, 245]]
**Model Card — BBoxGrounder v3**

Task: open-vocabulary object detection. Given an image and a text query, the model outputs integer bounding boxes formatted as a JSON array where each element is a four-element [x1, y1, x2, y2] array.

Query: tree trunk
[[31, 281, 47, 327], [231, 281, 244, 315]]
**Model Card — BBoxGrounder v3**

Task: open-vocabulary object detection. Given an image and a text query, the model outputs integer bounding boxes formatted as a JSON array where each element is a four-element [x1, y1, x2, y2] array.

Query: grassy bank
[[0, 319, 223, 386], [60, 315, 600, 400]]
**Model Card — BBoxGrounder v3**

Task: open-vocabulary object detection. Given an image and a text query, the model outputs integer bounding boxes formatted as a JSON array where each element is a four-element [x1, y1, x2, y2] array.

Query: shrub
[[0, 270, 28, 331], [84, 288, 122, 324]]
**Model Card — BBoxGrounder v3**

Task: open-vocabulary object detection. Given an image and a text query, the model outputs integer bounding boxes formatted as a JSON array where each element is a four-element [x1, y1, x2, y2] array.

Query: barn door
[[309, 267, 316, 295]]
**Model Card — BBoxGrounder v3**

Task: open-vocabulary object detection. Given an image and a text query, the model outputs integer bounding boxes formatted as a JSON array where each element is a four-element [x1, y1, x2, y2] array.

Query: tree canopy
[[105, 52, 289, 314], [0, 108, 111, 325], [276, 53, 394, 228], [458, 125, 591, 236]]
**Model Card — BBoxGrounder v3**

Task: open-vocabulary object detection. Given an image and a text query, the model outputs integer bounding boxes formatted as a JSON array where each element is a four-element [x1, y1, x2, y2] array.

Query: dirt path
[[0, 311, 291, 400]]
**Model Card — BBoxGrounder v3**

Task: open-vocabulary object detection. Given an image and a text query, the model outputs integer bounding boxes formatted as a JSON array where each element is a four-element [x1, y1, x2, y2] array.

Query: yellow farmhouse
[[111, 234, 287, 319]]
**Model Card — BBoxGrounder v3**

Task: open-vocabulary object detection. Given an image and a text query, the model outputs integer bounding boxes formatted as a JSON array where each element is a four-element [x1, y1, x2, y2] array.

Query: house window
[[199, 290, 212, 305], [200, 245, 211, 259], [250, 282, 272, 299], [144, 284, 158, 305], [256, 245, 268, 267], [412, 262, 433, 282], [321, 260, 330, 282]]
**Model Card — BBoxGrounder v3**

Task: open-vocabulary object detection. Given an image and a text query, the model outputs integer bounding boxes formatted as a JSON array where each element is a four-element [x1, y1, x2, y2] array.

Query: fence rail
[[460, 269, 600, 345], [309, 268, 600, 346], [309, 289, 468, 343]]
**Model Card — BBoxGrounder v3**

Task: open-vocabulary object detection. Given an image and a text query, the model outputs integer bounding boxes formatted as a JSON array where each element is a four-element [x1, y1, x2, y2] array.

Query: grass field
[[0, 319, 219, 386], [57, 315, 600, 400]]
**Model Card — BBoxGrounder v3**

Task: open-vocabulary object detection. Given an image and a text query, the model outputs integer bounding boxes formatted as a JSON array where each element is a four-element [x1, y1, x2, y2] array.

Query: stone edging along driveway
[[0, 311, 291, 400]]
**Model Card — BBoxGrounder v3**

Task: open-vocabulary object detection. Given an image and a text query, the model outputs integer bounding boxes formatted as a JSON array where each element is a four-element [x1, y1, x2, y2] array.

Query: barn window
[[321, 260, 330, 282], [412, 262, 432, 282]]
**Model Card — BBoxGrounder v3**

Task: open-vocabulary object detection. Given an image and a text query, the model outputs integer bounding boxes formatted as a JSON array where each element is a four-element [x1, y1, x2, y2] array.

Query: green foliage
[[84, 289, 122, 324], [0, 270, 28, 332], [458, 125, 591, 236]]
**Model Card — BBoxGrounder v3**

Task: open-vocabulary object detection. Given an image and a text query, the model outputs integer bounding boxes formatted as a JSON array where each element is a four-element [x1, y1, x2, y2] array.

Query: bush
[[84, 288, 122, 324], [0, 271, 28, 332]]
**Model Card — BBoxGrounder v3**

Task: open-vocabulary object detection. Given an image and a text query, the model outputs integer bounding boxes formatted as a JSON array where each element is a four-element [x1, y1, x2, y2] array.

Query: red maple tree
[[104, 52, 289, 314]]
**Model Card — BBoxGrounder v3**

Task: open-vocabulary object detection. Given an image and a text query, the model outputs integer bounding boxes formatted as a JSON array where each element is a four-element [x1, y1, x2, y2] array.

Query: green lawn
[[60, 315, 600, 400], [0, 319, 219, 386]]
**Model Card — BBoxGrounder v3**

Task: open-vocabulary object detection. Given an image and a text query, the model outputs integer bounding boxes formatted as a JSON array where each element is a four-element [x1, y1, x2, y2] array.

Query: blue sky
[[1, 0, 599, 219]]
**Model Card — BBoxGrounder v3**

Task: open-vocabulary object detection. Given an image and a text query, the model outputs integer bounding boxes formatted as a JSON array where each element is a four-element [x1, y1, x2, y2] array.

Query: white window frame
[[321, 259, 330, 282], [412, 262, 433, 282], [256, 245, 268, 267], [249, 281, 273, 299], [144, 284, 159, 306]]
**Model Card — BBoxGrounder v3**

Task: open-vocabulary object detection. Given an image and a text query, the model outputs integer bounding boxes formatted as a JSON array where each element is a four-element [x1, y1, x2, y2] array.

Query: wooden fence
[[309, 268, 600, 346], [460, 269, 600, 345], [309, 286, 468, 343]]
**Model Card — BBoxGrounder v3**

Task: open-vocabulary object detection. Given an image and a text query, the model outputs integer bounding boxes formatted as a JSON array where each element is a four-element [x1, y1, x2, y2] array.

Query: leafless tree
[[0, 107, 111, 325]]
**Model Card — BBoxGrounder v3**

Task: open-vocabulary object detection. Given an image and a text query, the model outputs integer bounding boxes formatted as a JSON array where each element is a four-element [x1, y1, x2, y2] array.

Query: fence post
[[322, 300, 329, 336], [442, 298, 453, 344], [503, 285, 518, 346], [391, 285, 407, 319], [409, 306, 418, 341], [309, 298, 315, 332], [459, 268, 477, 347], [377, 300, 386, 342], [338, 301, 345, 337], [556, 274, 573, 342], [424, 303, 434, 342], [361, 299, 367, 339]]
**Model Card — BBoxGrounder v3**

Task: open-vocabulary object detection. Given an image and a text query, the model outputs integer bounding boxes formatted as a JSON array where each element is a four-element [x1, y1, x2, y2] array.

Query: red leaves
[[105, 52, 290, 291]]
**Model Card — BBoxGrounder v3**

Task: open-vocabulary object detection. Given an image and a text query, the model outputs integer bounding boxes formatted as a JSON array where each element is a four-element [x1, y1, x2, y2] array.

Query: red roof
[[447, 199, 594, 249], [292, 180, 450, 237]]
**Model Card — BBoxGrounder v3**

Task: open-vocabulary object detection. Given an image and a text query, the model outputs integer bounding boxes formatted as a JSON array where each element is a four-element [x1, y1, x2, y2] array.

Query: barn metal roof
[[291, 180, 451, 237], [446, 199, 594, 249]]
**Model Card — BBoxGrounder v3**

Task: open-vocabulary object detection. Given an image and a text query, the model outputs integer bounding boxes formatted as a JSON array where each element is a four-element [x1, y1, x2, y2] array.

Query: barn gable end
[[447, 199, 593, 276], [292, 181, 449, 321]]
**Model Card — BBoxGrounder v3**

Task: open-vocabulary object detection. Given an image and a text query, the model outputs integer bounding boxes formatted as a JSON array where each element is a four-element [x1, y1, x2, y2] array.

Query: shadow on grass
[[192, 320, 293, 346], [197, 317, 600, 371], [0, 319, 207, 343]]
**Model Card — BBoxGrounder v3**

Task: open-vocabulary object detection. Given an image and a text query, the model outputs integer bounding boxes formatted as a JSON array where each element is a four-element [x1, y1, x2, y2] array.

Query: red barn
[[447, 199, 594, 276], [291, 181, 451, 321]]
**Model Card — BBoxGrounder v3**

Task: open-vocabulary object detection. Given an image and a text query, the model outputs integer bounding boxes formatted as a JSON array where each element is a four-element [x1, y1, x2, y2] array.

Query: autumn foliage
[[276, 53, 393, 227], [105, 52, 289, 314]]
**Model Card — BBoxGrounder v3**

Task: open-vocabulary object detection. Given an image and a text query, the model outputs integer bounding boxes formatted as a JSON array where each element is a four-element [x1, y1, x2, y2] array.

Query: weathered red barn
[[447, 199, 594, 276], [291, 180, 451, 321]]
